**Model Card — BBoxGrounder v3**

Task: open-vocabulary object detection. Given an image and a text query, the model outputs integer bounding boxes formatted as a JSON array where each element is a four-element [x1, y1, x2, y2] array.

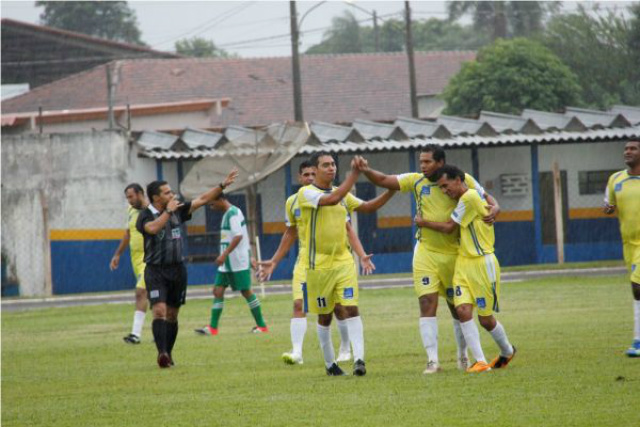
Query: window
[[578, 170, 617, 195]]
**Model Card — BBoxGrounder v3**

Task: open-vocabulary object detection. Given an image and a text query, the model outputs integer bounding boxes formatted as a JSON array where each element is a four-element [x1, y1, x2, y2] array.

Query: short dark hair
[[147, 180, 168, 202], [124, 183, 144, 194], [433, 164, 465, 182], [628, 139, 640, 147], [421, 144, 446, 163], [310, 151, 334, 167], [299, 160, 313, 174]]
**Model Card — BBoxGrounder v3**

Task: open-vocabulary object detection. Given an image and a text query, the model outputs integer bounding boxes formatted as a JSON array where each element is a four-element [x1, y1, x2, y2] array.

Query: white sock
[[634, 300, 640, 341], [345, 316, 365, 362], [452, 319, 468, 360], [460, 320, 486, 363], [419, 317, 439, 364], [489, 321, 514, 357], [131, 310, 146, 337], [290, 317, 307, 357], [317, 323, 336, 368], [336, 319, 350, 354]]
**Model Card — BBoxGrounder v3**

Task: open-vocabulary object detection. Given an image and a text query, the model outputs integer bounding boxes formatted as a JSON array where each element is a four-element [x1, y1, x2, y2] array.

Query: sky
[[1, 1, 635, 58]]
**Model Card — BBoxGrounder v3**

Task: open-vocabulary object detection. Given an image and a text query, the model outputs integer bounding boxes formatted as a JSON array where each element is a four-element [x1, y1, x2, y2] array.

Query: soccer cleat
[[336, 349, 352, 363], [626, 340, 640, 358], [251, 326, 269, 333], [326, 363, 347, 376], [168, 354, 175, 366], [282, 352, 304, 365], [157, 352, 172, 369], [123, 334, 141, 344], [490, 346, 517, 369], [194, 326, 218, 336], [353, 359, 367, 376], [457, 356, 470, 371], [422, 361, 442, 375], [466, 361, 492, 373]]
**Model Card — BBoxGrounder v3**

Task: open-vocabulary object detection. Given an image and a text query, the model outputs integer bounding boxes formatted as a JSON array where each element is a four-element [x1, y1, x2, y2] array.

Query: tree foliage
[[306, 12, 490, 54], [442, 38, 582, 116], [36, 1, 144, 45], [540, 4, 640, 108], [175, 37, 234, 58], [447, 1, 560, 40]]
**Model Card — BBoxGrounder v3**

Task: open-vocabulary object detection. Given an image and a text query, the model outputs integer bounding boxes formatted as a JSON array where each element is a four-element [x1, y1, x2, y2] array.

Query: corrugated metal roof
[[352, 119, 408, 141], [136, 105, 640, 160], [394, 117, 451, 139], [565, 107, 631, 128]]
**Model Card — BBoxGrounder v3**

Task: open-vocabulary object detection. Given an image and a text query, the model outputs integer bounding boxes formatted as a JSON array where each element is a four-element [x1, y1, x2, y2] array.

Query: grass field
[[2, 273, 639, 427]]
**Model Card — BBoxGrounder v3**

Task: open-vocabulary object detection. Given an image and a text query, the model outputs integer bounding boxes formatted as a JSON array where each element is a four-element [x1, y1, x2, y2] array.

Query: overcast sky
[[1, 1, 634, 57]]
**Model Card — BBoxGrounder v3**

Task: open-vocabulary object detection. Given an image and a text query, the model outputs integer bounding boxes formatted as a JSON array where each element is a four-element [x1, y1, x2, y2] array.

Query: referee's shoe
[[157, 352, 172, 368]]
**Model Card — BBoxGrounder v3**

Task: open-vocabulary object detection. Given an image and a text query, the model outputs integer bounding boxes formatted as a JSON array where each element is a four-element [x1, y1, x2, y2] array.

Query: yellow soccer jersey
[[297, 184, 363, 270], [285, 193, 308, 266], [451, 189, 495, 258], [397, 172, 484, 254], [127, 206, 144, 257], [605, 170, 640, 245]]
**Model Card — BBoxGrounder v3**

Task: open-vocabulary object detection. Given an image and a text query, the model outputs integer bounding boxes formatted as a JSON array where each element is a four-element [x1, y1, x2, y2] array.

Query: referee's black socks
[[152, 319, 168, 354], [166, 321, 178, 356]]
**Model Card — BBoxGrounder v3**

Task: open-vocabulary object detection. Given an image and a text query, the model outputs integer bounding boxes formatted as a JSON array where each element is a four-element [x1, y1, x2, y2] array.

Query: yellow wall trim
[[378, 217, 412, 228], [495, 210, 534, 222], [187, 225, 207, 235], [263, 222, 287, 234], [50, 229, 124, 241], [569, 208, 611, 219]]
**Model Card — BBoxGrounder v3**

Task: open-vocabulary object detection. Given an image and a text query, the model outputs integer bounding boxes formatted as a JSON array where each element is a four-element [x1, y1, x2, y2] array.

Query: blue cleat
[[625, 340, 640, 358]]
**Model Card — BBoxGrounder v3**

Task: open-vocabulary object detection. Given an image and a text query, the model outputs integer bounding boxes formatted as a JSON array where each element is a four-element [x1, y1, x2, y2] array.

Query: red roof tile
[[2, 51, 475, 126]]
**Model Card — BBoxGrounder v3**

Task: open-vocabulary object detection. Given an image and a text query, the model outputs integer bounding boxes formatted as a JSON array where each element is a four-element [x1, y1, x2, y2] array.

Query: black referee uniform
[[136, 201, 192, 366]]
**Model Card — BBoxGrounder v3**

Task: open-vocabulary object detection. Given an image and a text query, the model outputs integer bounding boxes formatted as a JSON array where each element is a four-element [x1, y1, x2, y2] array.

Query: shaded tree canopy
[[541, 3, 640, 108], [442, 38, 582, 116], [447, 1, 560, 40], [36, 1, 145, 45], [306, 12, 490, 54], [175, 37, 234, 58]]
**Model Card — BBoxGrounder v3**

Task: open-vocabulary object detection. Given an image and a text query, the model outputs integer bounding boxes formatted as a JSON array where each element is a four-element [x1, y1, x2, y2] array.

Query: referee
[[137, 169, 238, 368]]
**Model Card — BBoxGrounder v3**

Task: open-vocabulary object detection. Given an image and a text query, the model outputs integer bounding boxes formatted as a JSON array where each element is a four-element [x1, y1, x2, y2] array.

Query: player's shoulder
[[461, 188, 481, 203], [398, 172, 423, 183], [286, 193, 298, 205], [609, 169, 628, 182]]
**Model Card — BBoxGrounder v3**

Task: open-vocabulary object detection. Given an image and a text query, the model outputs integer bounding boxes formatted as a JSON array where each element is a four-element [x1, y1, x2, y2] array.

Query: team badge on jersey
[[343, 287, 354, 299], [421, 277, 430, 286], [476, 297, 486, 309], [294, 208, 301, 218], [446, 288, 454, 299], [421, 186, 431, 196], [171, 228, 181, 239], [615, 183, 622, 192]]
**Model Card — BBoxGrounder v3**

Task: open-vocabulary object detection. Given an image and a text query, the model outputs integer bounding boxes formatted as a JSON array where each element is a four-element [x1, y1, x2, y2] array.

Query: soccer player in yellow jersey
[[415, 165, 515, 373], [110, 184, 149, 344], [296, 152, 395, 376], [604, 139, 640, 357], [356, 146, 500, 374], [259, 161, 389, 365]]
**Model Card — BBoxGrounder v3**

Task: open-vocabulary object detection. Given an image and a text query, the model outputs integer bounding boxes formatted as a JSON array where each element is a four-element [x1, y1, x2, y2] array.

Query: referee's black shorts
[[145, 264, 187, 308]]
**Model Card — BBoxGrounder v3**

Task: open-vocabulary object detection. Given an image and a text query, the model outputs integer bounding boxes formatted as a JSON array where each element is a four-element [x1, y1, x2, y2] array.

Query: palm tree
[[448, 1, 559, 40]]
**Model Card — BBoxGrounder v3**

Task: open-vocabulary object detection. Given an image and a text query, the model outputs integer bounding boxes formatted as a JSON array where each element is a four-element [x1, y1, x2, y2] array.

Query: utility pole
[[404, 1, 418, 118], [373, 10, 379, 52], [290, 0, 304, 121]]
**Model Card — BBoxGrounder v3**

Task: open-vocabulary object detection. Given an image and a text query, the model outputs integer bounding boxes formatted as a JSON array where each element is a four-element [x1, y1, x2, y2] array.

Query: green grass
[[2, 274, 638, 427]]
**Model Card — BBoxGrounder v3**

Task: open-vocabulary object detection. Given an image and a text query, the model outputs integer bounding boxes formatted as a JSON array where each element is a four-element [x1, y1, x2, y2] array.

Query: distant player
[[604, 139, 640, 357], [355, 146, 500, 374], [296, 152, 395, 376], [416, 165, 515, 373], [194, 193, 267, 335], [110, 183, 148, 344], [259, 160, 390, 365]]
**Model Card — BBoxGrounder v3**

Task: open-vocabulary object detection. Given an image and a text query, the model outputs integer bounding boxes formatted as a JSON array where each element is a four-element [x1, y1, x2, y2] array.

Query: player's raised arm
[[355, 189, 396, 213], [355, 155, 401, 190], [258, 226, 298, 281], [317, 157, 360, 206], [189, 168, 239, 214]]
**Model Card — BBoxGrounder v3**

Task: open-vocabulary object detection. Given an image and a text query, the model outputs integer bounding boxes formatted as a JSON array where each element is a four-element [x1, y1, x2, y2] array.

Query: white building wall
[[478, 145, 533, 212]]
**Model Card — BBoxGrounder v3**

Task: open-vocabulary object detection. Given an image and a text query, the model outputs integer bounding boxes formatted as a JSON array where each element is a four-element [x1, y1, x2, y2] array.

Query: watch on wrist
[[219, 182, 226, 190]]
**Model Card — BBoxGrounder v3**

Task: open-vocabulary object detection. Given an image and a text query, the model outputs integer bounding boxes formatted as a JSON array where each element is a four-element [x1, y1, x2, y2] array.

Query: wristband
[[219, 182, 226, 190], [165, 209, 173, 215]]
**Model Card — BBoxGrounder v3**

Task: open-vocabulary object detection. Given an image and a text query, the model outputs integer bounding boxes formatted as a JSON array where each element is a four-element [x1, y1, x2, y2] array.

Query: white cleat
[[336, 350, 352, 363], [457, 356, 470, 371], [282, 352, 303, 365], [423, 361, 442, 375]]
